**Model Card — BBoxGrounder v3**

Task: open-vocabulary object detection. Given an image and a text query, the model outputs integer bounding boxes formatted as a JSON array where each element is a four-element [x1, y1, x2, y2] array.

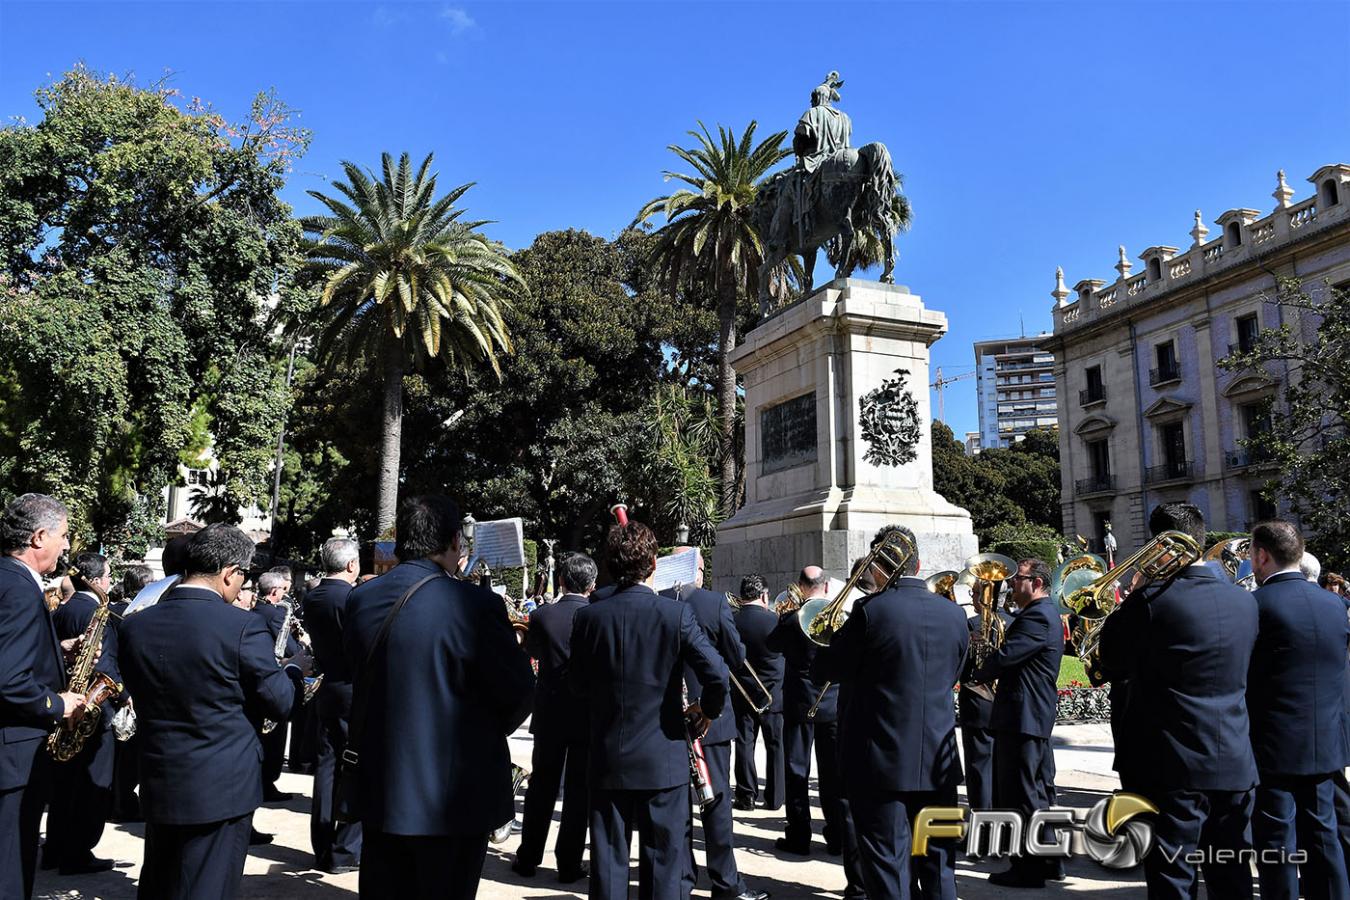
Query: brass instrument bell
[[924, 570, 960, 602]]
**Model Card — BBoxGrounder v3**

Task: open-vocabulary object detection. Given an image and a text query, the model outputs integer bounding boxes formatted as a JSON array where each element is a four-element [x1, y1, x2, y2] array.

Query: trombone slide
[[731, 660, 773, 716]]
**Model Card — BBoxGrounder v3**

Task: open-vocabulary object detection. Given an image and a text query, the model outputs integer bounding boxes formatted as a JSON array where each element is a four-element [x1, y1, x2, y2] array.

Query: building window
[[1147, 421, 1192, 483], [1089, 439, 1110, 480], [1235, 313, 1259, 354], [1081, 365, 1105, 405], [1150, 341, 1181, 385], [1250, 490, 1277, 524], [185, 468, 210, 487], [1323, 179, 1340, 208], [1147, 257, 1161, 282], [1240, 402, 1271, 440], [1227, 221, 1243, 247]]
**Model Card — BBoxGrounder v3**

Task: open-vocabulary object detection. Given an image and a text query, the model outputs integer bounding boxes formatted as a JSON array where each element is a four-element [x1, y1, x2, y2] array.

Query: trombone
[[723, 590, 775, 716], [803, 528, 917, 718]]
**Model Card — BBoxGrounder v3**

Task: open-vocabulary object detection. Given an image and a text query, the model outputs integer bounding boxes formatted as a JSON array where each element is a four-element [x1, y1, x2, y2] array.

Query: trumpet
[[803, 528, 917, 718], [1063, 530, 1201, 684]]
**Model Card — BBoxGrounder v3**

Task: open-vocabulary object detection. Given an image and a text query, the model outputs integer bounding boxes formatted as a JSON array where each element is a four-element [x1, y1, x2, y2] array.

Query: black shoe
[[326, 865, 359, 875], [988, 868, 1045, 888], [59, 857, 115, 876], [510, 860, 537, 877], [774, 837, 811, 855], [262, 788, 293, 802], [1046, 863, 1067, 882], [716, 891, 769, 900], [557, 865, 588, 884], [731, 798, 756, 811], [249, 829, 274, 846]]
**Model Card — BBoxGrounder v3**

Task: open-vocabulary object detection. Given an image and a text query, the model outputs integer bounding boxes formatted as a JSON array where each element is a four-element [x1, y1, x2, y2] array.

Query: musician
[[303, 537, 362, 874], [660, 546, 766, 900], [813, 525, 968, 900], [110, 565, 152, 824], [767, 566, 842, 856], [731, 573, 785, 812], [1098, 502, 1259, 899], [958, 579, 1013, 820], [570, 521, 729, 900], [254, 569, 300, 803], [970, 559, 1064, 888], [833, 559, 878, 900], [343, 495, 534, 899], [1247, 520, 1350, 899], [44, 551, 120, 875], [119, 523, 307, 900], [513, 552, 596, 883], [0, 494, 85, 900]]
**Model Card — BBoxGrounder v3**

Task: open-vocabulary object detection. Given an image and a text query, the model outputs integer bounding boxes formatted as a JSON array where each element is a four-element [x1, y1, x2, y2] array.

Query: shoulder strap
[[343, 572, 443, 767]]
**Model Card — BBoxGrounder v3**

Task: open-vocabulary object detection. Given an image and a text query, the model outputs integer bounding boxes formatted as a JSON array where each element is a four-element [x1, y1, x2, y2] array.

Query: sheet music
[[652, 551, 700, 593], [467, 517, 526, 571]]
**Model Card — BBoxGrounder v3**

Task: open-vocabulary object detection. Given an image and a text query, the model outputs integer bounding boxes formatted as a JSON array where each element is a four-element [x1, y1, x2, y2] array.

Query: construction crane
[[930, 366, 975, 423]]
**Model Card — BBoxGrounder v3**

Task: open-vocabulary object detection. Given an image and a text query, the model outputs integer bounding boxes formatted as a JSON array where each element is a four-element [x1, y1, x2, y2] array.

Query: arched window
[[1226, 222, 1242, 247], [1322, 179, 1340, 208], [1147, 258, 1162, 282]]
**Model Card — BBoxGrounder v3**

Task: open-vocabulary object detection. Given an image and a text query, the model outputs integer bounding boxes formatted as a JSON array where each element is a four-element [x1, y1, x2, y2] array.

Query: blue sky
[[2, 0, 1347, 439]]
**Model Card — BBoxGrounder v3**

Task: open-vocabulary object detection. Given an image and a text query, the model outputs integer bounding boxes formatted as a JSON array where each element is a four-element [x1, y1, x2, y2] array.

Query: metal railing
[[1149, 365, 1182, 386], [1079, 388, 1106, 405], [1075, 474, 1115, 495], [1145, 460, 1197, 483]]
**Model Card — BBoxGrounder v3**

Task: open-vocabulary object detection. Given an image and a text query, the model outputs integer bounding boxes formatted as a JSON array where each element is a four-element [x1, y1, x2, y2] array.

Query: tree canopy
[[931, 420, 1063, 544]]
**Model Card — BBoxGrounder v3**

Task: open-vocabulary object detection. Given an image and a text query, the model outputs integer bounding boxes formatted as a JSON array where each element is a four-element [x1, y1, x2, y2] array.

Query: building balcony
[[1225, 447, 1274, 470], [1227, 342, 1258, 357], [1075, 474, 1115, 495], [1145, 460, 1199, 484], [1079, 387, 1106, 407], [1149, 365, 1182, 387]]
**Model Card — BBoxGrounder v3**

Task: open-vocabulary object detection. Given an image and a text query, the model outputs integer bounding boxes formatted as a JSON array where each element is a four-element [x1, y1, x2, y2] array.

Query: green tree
[[930, 421, 1063, 544], [0, 67, 306, 553], [635, 122, 790, 515], [1221, 276, 1350, 567], [296, 152, 523, 534]]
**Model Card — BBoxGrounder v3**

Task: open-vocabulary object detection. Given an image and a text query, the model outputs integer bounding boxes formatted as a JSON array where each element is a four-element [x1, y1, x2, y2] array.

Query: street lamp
[[676, 522, 690, 545], [461, 513, 476, 548]]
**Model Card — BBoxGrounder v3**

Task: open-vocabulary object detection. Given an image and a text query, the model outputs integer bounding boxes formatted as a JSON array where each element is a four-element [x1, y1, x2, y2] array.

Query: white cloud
[[440, 6, 475, 35]]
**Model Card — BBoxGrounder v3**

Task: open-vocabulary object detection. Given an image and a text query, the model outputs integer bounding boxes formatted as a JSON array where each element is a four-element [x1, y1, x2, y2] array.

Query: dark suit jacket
[[767, 607, 837, 723], [813, 576, 968, 793], [527, 592, 590, 740], [0, 556, 65, 790], [344, 559, 535, 836], [1248, 571, 1350, 776], [570, 583, 728, 791], [972, 598, 1062, 738], [661, 585, 746, 745], [303, 578, 354, 684], [119, 585, 301, 825], [1098, 565, 1259, 791], [51, 591, 121, 728], [732, 603, 784, 714], [958, 610, 1014, 728], [253, 600, 301, 659]]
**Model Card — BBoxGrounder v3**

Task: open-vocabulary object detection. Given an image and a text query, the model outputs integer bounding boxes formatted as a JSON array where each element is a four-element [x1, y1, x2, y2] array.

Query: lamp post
[[461, 513, 476, 552], [676, 522, 690, 545]]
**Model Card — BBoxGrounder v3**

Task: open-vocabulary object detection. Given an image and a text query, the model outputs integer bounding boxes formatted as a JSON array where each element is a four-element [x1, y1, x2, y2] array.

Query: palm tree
[[635, 122, 789, 516], [299, 152, 522, 533]]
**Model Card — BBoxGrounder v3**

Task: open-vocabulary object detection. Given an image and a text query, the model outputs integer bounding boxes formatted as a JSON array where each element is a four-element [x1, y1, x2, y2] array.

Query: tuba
[[925, 570, 960, 603], [802, 528, 917, 717], [959, 553, 1016, 701], [48, 568, 121, 762], [1064, 530, 1201, 684]]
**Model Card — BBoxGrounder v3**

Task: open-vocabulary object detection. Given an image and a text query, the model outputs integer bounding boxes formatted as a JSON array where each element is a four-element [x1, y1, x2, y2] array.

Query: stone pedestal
[[712, 279, 977, 593]]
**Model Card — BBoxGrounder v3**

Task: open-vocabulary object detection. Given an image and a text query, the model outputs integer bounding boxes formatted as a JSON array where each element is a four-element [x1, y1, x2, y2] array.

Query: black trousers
[[837, 793, 869, 899], [311, 683, 361, 871], [1335, 770, 1350, 876], [140, 812, 252, 900], [592, 785, 687, 900], [1254, 772, 1349, 900], [849, 784, 958, 900], [1138, 784, 1255, 900], [959, 723, 995, 811], [782, 718, 843, 848], [733, 707, 784, 809], [0, 746, 49, 900], [517, 728, 588, 873], [992, 732, 1059, 879], [289, 697, 320, 772], [261, 720, 287, 789], [359, 830, 488, 900], [45, 723, 114, 867], [111, 729, 141, 821], [688, 740, 745, 895]]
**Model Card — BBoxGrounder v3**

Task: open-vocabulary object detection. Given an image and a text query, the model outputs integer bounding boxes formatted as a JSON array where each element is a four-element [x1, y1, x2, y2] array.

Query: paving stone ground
[[35, 722, 1147, 898]]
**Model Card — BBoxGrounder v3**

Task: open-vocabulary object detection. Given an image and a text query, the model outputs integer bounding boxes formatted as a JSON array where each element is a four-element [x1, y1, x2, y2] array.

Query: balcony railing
[[1227, 341, 1258, 357], [1145, 460, 1198, 484], [1149, 365, 1182, 386], [1075, 474, 1115, 495], [1225, 448, 1274, 469], [1080, 387, 1106, 406]]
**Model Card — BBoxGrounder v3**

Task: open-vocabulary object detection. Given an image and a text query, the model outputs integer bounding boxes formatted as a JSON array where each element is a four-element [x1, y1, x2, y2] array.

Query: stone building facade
[[1045, 164, 1350, 555], [973, 334, 1058, 450]]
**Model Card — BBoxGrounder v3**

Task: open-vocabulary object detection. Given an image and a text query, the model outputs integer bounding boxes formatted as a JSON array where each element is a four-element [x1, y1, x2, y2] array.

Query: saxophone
[[48, 572, 121, 762], [261, 600, 322, 734]]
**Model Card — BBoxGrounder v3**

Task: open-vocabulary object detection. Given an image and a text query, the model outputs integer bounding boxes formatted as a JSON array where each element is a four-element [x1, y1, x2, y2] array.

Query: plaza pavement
[[35, 722, 1147, 898]]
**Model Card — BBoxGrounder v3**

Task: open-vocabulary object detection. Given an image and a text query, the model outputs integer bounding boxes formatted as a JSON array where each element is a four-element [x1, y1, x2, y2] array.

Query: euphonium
[[774, 582, 807, 615], [1065, 530, 1201, 684], [960, 553, 1016, 701], [48, 570, 121, 762], [924, 570, 960, 603]]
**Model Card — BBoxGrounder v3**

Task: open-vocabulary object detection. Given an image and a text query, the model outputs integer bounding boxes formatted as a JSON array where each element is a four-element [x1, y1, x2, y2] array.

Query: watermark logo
[[1081, 793, 1157, 868]]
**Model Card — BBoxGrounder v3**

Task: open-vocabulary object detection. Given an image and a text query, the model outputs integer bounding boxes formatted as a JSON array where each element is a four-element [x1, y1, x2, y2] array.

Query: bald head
[[671, 545, 705, 588], [798, 565, 829, 599]]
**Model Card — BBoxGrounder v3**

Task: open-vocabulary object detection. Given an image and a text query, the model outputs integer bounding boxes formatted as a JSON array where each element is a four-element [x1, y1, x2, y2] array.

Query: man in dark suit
[[302, 536, 363, 874], [1247, 519, 1350, 900], [814, 525, 969, 900], [44, 551, 120, 875], [110, 565, 153, 824], [0, 494, 84, 900], [119, 523, 307, 900], [1098, 502, 1260, 899], [731, 573, 785, 812], [344, 495, 534, 900], [513, 552, 596, 883], [767, 566, 842, 856], [570, 521, 729, 900], [958, 579, 1013, 822], [660, 546, 766, 900], [252, 569, 300, 804], [971, 558, 1064, 887]]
